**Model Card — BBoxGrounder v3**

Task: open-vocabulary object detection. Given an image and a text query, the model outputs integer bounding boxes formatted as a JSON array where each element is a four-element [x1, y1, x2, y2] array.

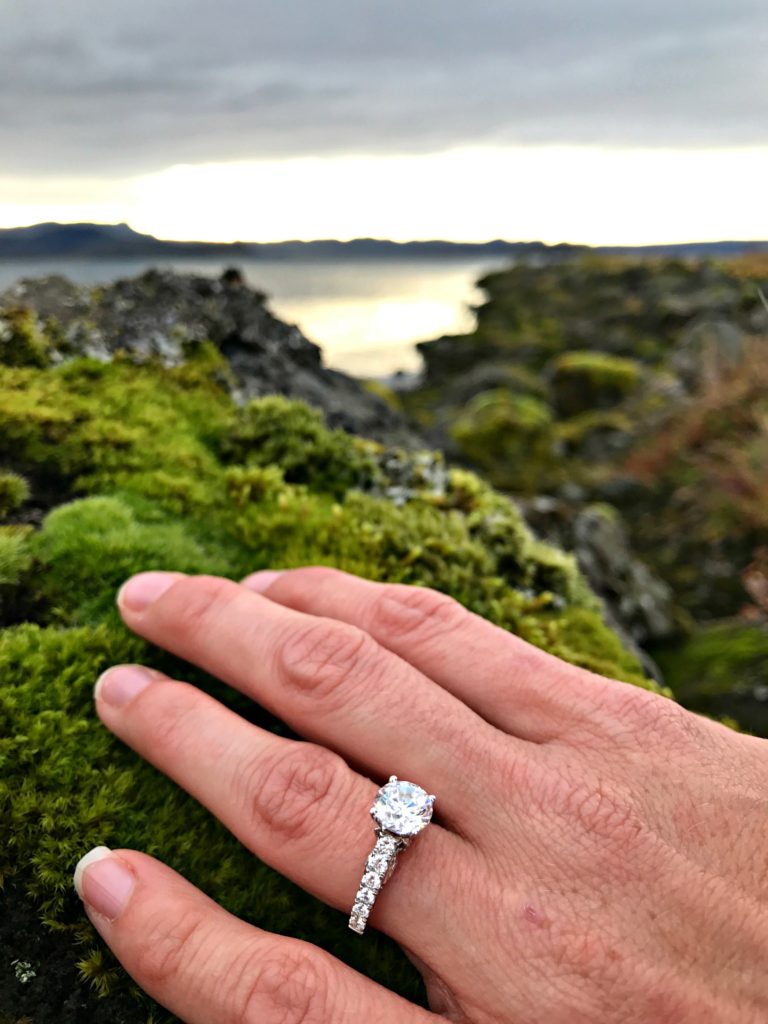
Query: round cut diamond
[[372, 779, 434, 837]]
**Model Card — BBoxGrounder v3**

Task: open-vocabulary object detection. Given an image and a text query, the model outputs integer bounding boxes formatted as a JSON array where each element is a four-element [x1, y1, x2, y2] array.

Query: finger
[[74, 847, 436, 1024], [116, 572, 512, 820], [94, 665, 465, 949], [242, 566, 617, 743]]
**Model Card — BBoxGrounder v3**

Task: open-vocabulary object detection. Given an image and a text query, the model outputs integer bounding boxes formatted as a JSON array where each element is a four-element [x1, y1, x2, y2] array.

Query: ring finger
[[94, 664, 469, 952]]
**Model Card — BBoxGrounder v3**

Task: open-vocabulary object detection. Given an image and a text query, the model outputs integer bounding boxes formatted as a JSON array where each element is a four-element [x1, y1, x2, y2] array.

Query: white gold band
[[348, 831, 407, 934]]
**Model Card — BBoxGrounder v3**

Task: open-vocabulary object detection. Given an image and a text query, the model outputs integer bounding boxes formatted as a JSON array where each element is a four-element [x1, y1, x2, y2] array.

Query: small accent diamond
[[374, 835, 398, 855], [362, 871, 381, 890], [367, 852, 390, 874]]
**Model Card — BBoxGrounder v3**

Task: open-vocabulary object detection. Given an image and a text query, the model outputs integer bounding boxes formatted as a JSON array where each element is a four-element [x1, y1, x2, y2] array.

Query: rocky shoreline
[[1, 269, 420, 448]]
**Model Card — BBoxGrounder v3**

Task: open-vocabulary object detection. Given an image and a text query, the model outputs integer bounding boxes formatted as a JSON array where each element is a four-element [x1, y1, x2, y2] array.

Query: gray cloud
[[0, 0, 766, 177]]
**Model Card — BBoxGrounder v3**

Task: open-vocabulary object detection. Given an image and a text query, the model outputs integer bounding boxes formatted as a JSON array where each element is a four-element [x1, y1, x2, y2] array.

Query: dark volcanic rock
[[521, 497, 677, 679], [1, 269, 420, 447]]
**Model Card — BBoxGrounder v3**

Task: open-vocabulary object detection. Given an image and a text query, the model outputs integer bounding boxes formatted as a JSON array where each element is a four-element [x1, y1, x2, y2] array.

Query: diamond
[[366, 852, 390, 874], [352, 901, 370, 918], [357, 887, 376, 905], [362, 871, 381, 890], [371, 779, 434, 837]]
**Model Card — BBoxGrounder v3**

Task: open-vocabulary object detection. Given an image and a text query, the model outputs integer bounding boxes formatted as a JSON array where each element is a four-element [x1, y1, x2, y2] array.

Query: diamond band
[[348, 776, 435, 935]]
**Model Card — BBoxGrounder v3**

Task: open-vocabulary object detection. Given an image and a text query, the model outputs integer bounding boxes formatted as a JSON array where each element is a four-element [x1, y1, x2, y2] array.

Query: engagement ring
[[348, 776, 435, 935]]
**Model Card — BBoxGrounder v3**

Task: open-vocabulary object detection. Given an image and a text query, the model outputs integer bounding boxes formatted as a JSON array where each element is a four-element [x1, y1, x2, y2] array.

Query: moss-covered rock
[[403, 256, 768, 638], [451, 389, 557, 494], [0, 270, 420, 448], [0, 471, 30, 518], [556, 410, 634, 461], [0, 348, 652, 1021], [547, 351, 643, 417], [0, 307, 51, 367], [653, 621, 768, 733]]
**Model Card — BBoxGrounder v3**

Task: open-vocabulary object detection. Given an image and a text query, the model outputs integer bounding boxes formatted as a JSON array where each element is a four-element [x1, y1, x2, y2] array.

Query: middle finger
[[116, 572, 514, 824]]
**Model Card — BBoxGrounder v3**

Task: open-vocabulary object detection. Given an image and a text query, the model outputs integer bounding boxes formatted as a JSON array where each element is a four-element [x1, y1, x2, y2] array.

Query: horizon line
[[2, 220, 768, 250]]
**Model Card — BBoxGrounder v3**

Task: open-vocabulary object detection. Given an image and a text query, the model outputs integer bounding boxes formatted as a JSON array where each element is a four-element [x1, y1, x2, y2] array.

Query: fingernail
[[95, 665, 156, 707], [74, 847, 136, 920], [117, 571, 181, 613], [241, 570, 284, 594]]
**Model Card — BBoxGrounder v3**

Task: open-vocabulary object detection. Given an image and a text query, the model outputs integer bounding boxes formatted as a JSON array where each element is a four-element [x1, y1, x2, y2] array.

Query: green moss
[[451, 390, 557, 493], [653, 621, 768, 732], [655, 622, 768, 699], [0, 472, 30, 518], [361, 378, 403, 412], [0, 307, 51, 367], [548, 351, 642, 416], [555, 409, 633, 460], [0, 526, 33, 586], [222, 395, 379, 498], [0, 351, 652, 1018], [32, 497, 234, 623]]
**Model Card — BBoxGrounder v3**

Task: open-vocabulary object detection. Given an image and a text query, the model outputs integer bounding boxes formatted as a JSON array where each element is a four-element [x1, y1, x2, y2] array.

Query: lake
[[0, 256, 511, 376]]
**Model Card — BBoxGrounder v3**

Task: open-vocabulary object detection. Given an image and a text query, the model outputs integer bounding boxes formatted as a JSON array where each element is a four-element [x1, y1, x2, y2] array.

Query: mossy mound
[[451, 390, 556, 494], [0, 347, 651, 1021], [0, 306, 51, 367], [547, 351, 642, 417], [0, 471, 30, 518]]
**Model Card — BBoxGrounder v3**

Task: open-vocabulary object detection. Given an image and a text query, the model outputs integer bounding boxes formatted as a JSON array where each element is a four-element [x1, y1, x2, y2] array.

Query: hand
[[75, 567, 768, 1023]]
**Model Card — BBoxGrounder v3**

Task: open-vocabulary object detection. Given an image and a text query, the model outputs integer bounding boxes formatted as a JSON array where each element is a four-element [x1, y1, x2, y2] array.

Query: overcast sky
[[1, 0, 767, 241]]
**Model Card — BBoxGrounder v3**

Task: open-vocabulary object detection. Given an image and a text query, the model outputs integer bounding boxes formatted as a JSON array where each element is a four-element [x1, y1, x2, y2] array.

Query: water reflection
[[0, 256, 511, 375]]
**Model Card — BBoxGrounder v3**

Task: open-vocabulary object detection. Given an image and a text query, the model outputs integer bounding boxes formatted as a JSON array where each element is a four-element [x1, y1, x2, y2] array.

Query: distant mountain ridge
[[1, 222, 767, 261]]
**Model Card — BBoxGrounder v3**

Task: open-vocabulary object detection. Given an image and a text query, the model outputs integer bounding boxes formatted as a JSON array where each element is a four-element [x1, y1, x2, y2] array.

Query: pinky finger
[[74, 847, 436, 1024]]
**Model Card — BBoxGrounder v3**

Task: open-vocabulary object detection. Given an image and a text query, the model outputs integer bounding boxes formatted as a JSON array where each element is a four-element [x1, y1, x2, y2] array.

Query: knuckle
[[165, 574, 238, 644], [561, 778, 641, 849], [251, 744, 348, 845], [134, 905, 211, 991], [277, 619, 376, 701], [238, 948, 331, 1024], [609, 687, 702, 749], [372, 585, 466, 646]]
